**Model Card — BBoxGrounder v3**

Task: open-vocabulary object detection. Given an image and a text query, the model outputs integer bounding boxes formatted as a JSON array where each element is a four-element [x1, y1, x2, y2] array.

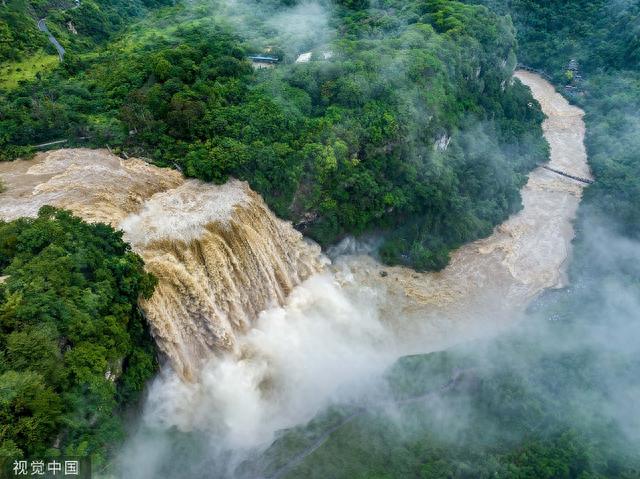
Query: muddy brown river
[[0, 72, 590, 367], [335, 71, 592, 351]]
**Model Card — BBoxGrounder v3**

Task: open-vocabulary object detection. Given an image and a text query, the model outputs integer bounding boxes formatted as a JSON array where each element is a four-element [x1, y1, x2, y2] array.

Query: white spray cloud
[[119, 273, 399, 477]]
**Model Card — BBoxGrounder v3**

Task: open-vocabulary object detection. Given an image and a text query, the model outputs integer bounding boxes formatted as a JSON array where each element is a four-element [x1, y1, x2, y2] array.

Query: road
[[37, 18, 65, 61]]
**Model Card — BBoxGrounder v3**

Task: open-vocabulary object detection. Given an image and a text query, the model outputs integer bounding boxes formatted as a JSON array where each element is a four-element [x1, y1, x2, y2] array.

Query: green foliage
[[467, 0, 640, 242], [245, 2, 640, 477], [0, 207, 157, 463], [0, 51, 59, 90], [248, 321, 640, 479]]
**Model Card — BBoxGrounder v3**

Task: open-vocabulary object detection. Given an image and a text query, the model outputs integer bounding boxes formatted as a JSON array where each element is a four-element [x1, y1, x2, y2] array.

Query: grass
[[0, 51, 59, 90]]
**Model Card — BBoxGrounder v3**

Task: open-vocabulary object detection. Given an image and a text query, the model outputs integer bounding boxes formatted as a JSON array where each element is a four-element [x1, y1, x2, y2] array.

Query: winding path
[[38, 18, 65, 61]]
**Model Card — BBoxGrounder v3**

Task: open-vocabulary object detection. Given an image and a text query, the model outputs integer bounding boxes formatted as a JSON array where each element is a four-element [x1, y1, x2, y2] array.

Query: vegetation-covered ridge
[[0, 0, 174, 62], [244, 334, 640, 479], [0, 208, 157, 468], [0, 0, 548, 270], [464, 0, 640, 240]]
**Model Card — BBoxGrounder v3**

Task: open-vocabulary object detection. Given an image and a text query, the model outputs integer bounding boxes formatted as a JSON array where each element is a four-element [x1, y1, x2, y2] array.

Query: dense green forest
[[2, 0, 639, 476], [464, 0, 640, 237], [0, 0, 549, 270], [245, 319, 640, 478], [240, 1, 640, 477], [0, 208, 157, 469]]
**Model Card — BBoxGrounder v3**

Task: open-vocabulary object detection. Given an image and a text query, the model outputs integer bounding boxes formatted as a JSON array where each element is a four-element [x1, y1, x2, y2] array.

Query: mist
[[183, 0, 335, 58], [241, 220, 640, 478], [117, 222, 640, 478], [113, 198, 640, 477], [118, 272, 400, 478], [114, 222, 640, 478]]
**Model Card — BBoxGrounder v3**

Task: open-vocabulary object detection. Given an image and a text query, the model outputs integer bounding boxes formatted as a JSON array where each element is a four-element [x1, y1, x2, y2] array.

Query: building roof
[[248, 55, 279, 63]]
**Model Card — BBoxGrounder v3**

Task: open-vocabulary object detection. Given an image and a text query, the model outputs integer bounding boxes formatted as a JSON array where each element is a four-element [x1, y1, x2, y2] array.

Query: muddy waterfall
[[0, 73, 592, 468], [0, 149, 324, 380]]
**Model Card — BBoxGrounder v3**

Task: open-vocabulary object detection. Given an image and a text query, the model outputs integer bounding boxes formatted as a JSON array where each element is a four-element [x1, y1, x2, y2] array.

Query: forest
[[0, 0, 548, 270], [0, 0, 174, 62], [0, 208, 157, 469], [1, 0, 639, 476]]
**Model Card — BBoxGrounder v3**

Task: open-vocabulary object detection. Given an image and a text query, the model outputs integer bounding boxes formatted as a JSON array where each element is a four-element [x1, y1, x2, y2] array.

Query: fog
[[184, 0, 334, 58], [117, 219, 640, 477]]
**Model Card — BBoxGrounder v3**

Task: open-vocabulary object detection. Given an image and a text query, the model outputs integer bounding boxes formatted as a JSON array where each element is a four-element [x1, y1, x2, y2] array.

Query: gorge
[[0, 71, 592, 477]]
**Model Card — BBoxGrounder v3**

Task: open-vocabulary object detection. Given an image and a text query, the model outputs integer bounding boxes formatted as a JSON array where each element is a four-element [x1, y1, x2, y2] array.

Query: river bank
[[0, 72, 591, 478], [332, 71, 592, 354]]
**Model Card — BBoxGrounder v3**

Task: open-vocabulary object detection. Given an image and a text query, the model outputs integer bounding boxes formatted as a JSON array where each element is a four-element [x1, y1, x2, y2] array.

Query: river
[[332, 70, 592, 354]]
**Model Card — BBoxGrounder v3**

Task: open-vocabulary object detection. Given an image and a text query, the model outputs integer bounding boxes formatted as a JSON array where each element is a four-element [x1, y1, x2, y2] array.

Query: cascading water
[[118, 72, 592, 478], [0, 148, 325, 380], [122, 182, 324, 380]]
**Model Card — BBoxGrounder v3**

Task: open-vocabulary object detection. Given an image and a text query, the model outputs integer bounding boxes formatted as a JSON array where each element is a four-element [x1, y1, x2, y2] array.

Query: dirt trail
[[336, 71, 592, 352]]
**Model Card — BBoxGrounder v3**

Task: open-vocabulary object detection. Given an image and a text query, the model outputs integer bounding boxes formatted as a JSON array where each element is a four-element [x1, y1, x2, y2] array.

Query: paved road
[[37, 18, 65, 61]]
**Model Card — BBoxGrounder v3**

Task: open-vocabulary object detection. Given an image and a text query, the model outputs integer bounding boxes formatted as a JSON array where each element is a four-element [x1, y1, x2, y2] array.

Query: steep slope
[[334, 71, 591, 350], [0, 0, 549, 270], [241, 72, 603, 479]]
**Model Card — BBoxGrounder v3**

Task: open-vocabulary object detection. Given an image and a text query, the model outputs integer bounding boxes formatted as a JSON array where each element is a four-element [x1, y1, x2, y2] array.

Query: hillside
[[2, 0, 638, 476], [0, 208, 157, 467], [0, 0, 173, 62], [0, 0, 549, 270]]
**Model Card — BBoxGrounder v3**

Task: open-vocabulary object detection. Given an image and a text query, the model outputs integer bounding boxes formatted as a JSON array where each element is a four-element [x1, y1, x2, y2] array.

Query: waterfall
[[0, 148, 324, 379], [0, 74, 593, 471]]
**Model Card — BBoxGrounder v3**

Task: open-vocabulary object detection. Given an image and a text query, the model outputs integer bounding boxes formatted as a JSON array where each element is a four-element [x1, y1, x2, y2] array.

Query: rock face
[[0, 149, 324, 380]]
